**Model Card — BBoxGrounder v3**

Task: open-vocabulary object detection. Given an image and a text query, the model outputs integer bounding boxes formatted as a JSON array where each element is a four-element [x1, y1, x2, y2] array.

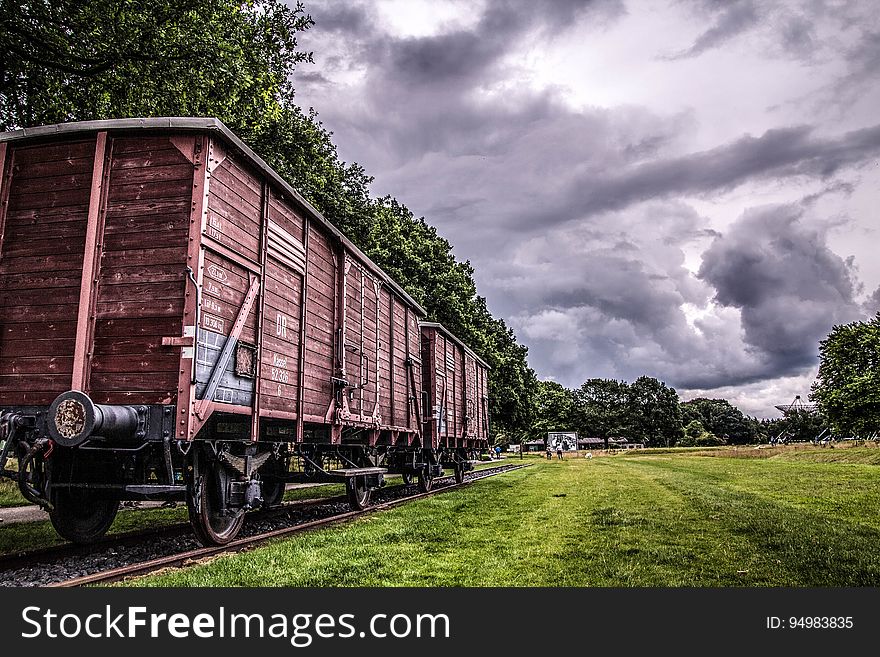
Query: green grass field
[[125, 446, 880, 587]]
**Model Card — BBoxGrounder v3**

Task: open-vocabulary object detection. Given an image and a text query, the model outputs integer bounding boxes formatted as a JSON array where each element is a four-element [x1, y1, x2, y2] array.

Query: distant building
[[523, 440, 547, 453], [578, 436, 604, 449], [608, 437, 645, 450], [548, 432, 578, 451]]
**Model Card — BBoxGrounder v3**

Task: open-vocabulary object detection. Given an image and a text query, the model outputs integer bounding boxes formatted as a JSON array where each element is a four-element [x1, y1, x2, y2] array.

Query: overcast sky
[[292, 0, 880, 417]]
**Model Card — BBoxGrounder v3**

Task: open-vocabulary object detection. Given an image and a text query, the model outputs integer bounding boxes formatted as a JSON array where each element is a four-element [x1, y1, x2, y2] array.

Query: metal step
[[327, 467, 388, 478]]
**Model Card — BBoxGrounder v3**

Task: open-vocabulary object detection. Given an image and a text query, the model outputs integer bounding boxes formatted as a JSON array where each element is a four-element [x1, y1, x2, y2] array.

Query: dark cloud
[[536, 124, 880, 230], [666, 0, 759, 60], [699, 204, 862, 375]]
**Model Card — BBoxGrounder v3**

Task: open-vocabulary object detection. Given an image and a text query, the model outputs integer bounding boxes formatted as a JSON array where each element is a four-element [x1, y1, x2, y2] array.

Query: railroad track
[[0, 493, 349, 574], [0, 462, 528, 587]]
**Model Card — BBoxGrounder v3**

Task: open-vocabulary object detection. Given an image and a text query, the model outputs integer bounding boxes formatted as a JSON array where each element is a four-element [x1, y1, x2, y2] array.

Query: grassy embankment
[[125, 444, 880, 587]]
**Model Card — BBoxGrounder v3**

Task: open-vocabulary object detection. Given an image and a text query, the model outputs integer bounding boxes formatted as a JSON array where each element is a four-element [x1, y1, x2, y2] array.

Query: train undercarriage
[[0, 394, 478, 546]]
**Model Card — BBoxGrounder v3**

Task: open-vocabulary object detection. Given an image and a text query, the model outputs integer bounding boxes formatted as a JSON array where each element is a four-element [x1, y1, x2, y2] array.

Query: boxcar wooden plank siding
[[87, 136, 193, 404], [0, 137, 94, 405], [0, 119, 432, 448]]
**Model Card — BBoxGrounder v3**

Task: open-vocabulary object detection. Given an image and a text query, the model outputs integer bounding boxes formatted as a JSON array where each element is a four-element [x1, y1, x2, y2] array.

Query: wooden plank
[[2, 320, 77, 339], [94, 317, 181, 338], [92, 335, 174, 356], [102, 229, 188, 252], [100, 246, 186, 267], [2, 286, 80, 306], [109, 162, 193, 186], [103, 198, 189, 219], [11, 140, 95, 165], [7, 187, 92, 211], [1, 236, 85, 258], [95, 299, 183, 318], [5, 207, 89, 226], [97, 274, 181, 302], [0, 356, 73, 375], [90, 353, 181, 373], [107, 178, 191, 202], [12, 156, 94, 180], [6, 219, 87, 241], [90, 371, 178, 391], [5, 172, 93, 194], [0, 374, 71, 392], [110, 137, 180, 155], [0, 339, 75, 358], [102, 212, 189, 234], [98, 264, 185, 286], [3, 303, 80, 323], [109, 148, 191, 170]]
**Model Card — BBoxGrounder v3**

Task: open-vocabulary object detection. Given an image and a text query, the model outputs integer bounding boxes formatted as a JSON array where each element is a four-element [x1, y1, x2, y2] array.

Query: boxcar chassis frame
[[0, 118, 488, 549]]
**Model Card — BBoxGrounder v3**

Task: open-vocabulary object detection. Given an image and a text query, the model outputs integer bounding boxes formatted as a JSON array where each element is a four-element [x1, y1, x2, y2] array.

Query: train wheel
[[417, 468, 433, 493], [49, 490, 119, 544], [346, 476, 371, 510], [453, 464, 465, 484], [259, 456, 288, 508], [188, 455, 245, 546], [261, 481, 285, 508]]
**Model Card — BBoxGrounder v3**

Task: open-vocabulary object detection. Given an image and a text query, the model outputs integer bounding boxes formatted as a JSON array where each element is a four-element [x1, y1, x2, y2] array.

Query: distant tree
[[531, 381, 576, 441], [680, 398, 757, 444], [765, 410, 828, 443], [811, 313, 880, 438], [627, 376, 683, 447], [679, 420, 705, 447], [572, 379, 631, 448]]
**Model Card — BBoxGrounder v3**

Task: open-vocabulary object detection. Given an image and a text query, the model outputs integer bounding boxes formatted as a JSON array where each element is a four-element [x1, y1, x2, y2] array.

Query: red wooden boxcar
[[419, 322, 489, 480], [420, 322, 490, 458], [0, 118, 484, 545]]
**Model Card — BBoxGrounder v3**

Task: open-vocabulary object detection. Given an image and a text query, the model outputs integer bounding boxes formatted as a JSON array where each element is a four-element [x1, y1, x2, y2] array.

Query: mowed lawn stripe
[[624, 456, 880, 585]]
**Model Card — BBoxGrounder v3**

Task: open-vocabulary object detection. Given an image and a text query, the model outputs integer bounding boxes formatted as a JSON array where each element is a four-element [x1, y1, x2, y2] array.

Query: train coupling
[[46, 390, 148, 447], [1, 411, 35, 477]]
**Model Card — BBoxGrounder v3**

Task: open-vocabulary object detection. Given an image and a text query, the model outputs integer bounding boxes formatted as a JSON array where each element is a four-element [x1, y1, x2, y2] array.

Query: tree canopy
[[811, 313, 880, 438], [680, 398, 757, 445]]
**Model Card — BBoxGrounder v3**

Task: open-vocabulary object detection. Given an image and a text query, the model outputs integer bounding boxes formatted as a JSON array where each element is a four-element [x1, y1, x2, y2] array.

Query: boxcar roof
[[419, 321, 490, 369], [0, 117, 426, 316]]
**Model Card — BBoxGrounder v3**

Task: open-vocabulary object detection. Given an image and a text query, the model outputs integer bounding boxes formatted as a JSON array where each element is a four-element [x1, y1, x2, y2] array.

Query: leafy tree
[[0, 0, 313, 132], [811, 313, 880, 438], [680, 398, 757, 444], [531, 381, 576, 441], [571, 379, 631, 448], [680, 420, 705, 447], [627, 376, 683, 447]]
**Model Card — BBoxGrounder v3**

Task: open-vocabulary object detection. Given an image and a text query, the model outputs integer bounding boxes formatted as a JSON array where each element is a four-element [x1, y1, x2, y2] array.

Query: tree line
[[530, 377, 764, 448]]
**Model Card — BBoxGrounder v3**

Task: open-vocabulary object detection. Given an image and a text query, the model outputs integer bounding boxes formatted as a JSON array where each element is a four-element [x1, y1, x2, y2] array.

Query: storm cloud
[[293, 0, 880, 415]]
